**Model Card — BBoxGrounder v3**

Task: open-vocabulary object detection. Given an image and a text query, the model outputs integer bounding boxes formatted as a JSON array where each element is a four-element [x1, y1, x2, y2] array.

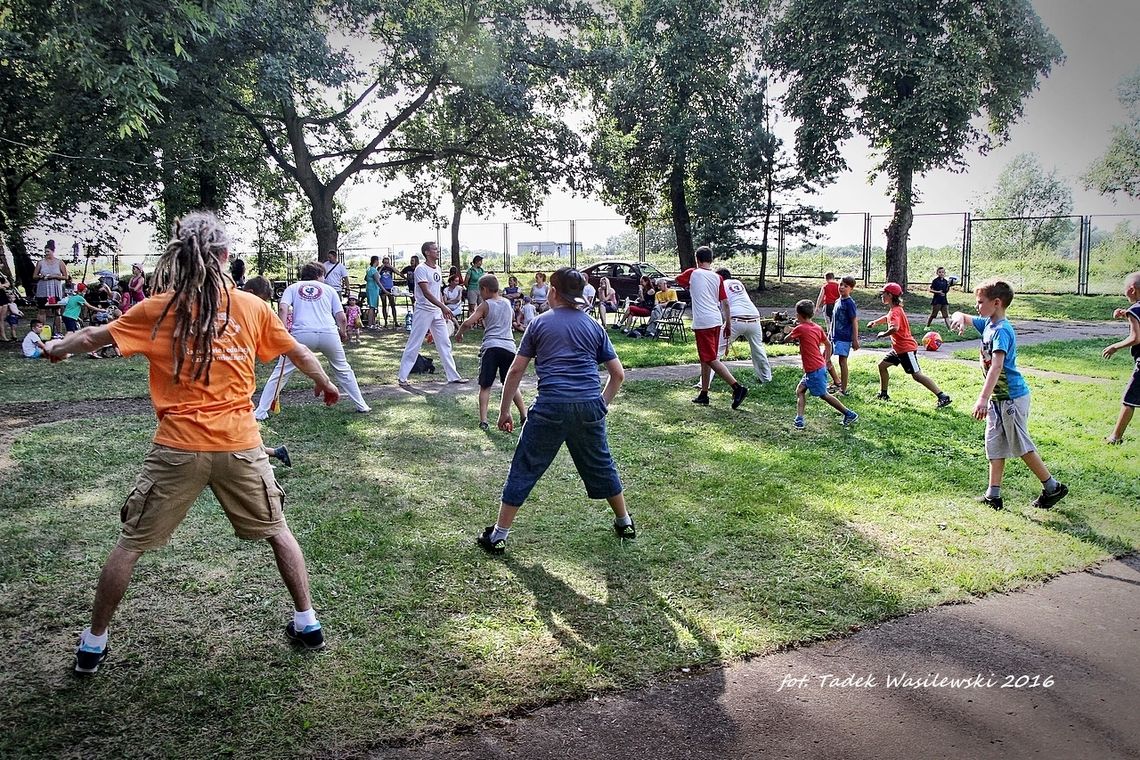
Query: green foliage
[[972, 153, 1076, 261], [1084, 68, 1140, 199]]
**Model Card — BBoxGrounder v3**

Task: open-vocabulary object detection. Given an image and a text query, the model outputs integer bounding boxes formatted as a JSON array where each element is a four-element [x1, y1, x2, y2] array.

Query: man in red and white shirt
[[675, 246, 748, 409]]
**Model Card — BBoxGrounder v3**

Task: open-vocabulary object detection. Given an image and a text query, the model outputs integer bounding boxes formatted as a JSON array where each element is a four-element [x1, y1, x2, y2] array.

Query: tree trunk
[[2, 174, 34, 296], [311, 192, 338, 266], [758, 169, 775, 290], [450, 179, 463, 270], [669, 159, 694, 270], [884, 164, 913, 288]]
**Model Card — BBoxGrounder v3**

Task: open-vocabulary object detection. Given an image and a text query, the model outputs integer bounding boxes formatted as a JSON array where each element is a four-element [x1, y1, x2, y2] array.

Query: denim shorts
[[833, 340, 852, 358], [799, 367, 829, 397], [501, 398, 623, 506]]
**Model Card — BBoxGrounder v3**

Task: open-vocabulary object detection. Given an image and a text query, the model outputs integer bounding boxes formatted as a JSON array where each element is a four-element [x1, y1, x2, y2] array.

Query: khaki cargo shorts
[[118, 444, 287, 551]]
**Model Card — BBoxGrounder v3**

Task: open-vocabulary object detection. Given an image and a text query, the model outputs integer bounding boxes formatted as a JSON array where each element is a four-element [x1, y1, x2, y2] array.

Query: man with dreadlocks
[[45, 211, 340, 674]]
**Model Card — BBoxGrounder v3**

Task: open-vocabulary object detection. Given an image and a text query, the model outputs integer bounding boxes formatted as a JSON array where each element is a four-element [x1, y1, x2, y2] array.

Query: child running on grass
[[456, 274, 528, 432], [816, 272, 840, 335], [827, 275, 860, 395], [1102, 270, 1140, 444], [476, 267, 634, 554], [788, 300, 857, 430], [868, 282, 952, 408], [950, 278, 1068, 510]]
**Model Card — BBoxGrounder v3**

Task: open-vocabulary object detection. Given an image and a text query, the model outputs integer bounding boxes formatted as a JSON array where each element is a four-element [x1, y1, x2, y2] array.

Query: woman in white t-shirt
[[443, 274, 465, 318]]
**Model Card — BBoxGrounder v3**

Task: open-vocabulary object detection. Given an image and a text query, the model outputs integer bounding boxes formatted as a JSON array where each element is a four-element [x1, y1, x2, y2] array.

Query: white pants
[[254, 330, 368, 418], [720, 318, 772, 383], [398, 308, 461, 381]]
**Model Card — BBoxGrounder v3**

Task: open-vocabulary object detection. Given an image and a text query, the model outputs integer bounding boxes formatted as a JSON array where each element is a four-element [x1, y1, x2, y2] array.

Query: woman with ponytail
[[46, 211, 341, 674]]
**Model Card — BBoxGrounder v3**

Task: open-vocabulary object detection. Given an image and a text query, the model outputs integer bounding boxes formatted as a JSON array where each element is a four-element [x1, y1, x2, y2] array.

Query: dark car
[[580, 261, 689, 303]]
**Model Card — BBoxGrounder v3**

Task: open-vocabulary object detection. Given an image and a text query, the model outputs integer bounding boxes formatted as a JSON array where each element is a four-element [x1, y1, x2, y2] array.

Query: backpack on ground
[[410, 354, 435, 374]]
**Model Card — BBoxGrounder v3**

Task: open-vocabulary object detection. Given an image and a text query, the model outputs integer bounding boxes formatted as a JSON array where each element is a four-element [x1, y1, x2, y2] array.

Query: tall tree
[[974, 152, 1074, 255], [771, 0, 1062, 287], [1084, 69, 1140, 200]]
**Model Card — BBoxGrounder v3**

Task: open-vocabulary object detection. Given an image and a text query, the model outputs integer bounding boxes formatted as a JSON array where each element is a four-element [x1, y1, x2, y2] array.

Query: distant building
[[517, 241, 582, 257]]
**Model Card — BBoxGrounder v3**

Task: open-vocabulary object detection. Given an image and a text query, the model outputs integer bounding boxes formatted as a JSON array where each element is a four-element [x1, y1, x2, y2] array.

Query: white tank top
[[481, 298, 517, 352]]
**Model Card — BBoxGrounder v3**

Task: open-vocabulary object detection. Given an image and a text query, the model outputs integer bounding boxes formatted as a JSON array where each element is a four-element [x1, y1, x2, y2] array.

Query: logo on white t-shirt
[[298, 283, 324, 301]]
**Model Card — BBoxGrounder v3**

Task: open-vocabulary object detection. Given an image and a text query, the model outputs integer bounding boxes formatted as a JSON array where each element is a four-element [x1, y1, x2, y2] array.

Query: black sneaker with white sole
[[74, 643, 108, 674], [613, 518, 637, 540], [476, 526, 507, 555], [1031, 482, 1069, 510], [978, 495, 1004, 510], [285, 621, 326, 650], [936, 393, 953, 408]]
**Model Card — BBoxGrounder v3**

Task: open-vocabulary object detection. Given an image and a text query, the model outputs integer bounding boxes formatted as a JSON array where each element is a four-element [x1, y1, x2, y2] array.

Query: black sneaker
[[273, 446, 292, 467], [479, 421, 490, 432], [875, 392, 890, 401], [978, 495, 1004, 510], [936, 393, 953, 408], [1032, 482, 1069, 510], [74, 642, 108, 674], [731, 384, 749, 410], [691, 394, 710, 406], [285, 621, 326, 650], [476, 526, 506, 555], [614, 518, 637, 540]]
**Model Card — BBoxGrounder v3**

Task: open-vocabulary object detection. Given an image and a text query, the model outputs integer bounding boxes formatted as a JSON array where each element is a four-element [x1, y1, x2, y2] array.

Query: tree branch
[[299, 80, 382, 127], [226, 98, 300, 181]]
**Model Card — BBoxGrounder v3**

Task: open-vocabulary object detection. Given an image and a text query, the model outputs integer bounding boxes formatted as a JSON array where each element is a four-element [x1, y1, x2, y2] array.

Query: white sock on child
[[294, 609, 318, 630], [81, 627, 108, 650]]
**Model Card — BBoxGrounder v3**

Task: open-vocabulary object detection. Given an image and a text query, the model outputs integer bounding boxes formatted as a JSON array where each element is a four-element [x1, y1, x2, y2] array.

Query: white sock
[[615, 514, 633, 527], [294, 609, 318, 630], [82, 627, 108, 650]]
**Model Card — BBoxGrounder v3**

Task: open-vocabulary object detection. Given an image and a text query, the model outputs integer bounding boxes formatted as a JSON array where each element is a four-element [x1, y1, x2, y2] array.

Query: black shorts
[[884, 350, 921, 374], [478, 346, 516, 388], [1124, 362, 1140, 408], [825, 302, 835, 318], [62, 316, 80, 332]]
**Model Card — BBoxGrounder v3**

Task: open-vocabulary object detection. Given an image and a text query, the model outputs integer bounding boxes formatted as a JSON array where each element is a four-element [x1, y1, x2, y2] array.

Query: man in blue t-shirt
[[826, 275, 860, 395], [476, 267, 635, 554]]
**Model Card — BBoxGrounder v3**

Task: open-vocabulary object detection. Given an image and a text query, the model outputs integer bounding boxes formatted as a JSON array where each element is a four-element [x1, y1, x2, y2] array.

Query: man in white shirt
[[322, 250, 349, 297], [716, 268, 771, 384], [581, 281, 597, 313], [253, 262, 370, 418], [674, 246, 748, 409], [397, 241, 465, 384]]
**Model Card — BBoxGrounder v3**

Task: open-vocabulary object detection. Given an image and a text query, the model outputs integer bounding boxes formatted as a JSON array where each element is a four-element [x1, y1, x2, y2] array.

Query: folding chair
[[654, 301, 689, 343]]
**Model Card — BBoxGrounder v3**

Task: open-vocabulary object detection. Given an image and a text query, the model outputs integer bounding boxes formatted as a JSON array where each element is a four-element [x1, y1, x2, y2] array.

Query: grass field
[[1, 341, 1136, 757], [955, 338, 1136, 381]]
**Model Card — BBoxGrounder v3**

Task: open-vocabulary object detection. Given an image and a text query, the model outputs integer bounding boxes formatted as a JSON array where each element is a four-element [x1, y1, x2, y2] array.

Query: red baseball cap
[[76, 283, 87, 293], [880, 282, 903, 296]]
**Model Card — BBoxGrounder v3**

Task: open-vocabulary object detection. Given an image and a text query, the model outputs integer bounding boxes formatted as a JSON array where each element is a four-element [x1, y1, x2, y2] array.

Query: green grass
[[954, 338, 1136, 381], [1, 352, 1136, 758]]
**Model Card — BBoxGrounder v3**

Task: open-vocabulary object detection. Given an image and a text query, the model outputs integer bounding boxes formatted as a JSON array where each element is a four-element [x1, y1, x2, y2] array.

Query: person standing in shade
[[45, 211, 339, 674], [397, 241, 465, 385], [254, 262, 371, 418], [322, 250, 349, 298], [378, 256, 399, 328], [464, 255, 486, 312], [675, 246, 748, 409], [33, 240, 67, 323], [365, 255, 382, 328], [716, 268, 771, 384]]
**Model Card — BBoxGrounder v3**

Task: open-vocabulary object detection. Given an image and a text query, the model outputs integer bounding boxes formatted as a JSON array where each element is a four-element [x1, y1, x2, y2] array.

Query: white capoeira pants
[[254, 329, 369, 419], [398, 307, 461, 382], [719, 318, 772, 383]]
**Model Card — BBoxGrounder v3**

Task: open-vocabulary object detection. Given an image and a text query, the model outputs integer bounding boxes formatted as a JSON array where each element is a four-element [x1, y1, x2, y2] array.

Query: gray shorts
[[985, 395, 1036, 460]]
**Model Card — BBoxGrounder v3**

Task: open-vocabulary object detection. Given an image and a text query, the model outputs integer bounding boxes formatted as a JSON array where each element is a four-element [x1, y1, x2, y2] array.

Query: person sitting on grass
[[515, 296, 537, 332], [456, 274, 527, 432], [868, 282, 952, 408], [443, 273, 465, 319], [530, 272, 550, 312], [1102, 270, 1140, 444], [950, 278, 1067, 511], [22, 319, 48, 358], [477, 267, 635, 554], [788, 300, 858, 430], [45, 211, 341, 675]]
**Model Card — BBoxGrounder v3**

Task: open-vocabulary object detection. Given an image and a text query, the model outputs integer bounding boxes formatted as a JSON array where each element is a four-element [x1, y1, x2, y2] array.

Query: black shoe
[[273, 446, 292, 467], [614, 518, 637, 540], [978, 495, 1004, 510], [691, 394, 709, 406], [1032, 482, 1069, 510], [285, 621, 326, 650], [875, 392, 890, 401], [74, 642, 108, 674], [479, 421, 490, 432], [476, 526, 506, 554], [936, 393, 953, 408], [731, 384, 749, 410]]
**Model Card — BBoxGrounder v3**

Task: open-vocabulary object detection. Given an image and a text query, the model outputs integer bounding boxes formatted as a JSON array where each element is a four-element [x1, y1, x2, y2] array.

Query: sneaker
[[449, 377, 470, 384], [1031, 482, 1069, 510], [272, 446, 292, 467], [794, 415, 805, 430], [691, 394, 710, 406], [613, 518, 637, 540], [397, 378, 412, 387], [285, 621, 326, 651], [936, 393, 953, 408], [356, 405, 372, 414], [74, 642, 108, 674], [978, 495, 1004, 510], [731, 384, 749, 410], [875, 392, 890, 401], [479, 421, 490, 431], [476, 526, 506, 555], [842, 410, 858, 426], [827, 384, 841, 394]]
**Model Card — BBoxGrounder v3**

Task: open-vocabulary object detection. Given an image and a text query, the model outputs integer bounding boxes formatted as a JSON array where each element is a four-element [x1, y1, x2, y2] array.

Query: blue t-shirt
[[379, 266, 395, 290], [1129, 303, 1140, 362], [972, 316, 1029, 401], [518, 306, 617, 402], [831, 295, 857, 342]]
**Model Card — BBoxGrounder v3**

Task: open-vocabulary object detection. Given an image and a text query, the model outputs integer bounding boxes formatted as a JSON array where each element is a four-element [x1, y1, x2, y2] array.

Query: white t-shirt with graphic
[[280, 279, 342, 333], [414, 263, 444, 314], [723, 279, 759, 318]]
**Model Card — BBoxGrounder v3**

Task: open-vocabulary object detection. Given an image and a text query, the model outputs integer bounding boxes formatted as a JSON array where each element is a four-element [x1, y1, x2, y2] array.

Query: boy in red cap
[[868, 283, 952, 407]]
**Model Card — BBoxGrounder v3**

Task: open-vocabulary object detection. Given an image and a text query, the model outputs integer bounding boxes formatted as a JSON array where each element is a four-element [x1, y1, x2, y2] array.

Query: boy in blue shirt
[[826, 276, 860, 395], [951, 278, 1068, 510], [477, 267, 634, 553]]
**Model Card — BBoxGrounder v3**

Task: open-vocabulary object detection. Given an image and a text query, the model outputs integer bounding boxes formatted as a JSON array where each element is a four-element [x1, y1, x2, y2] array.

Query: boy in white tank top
[[457, 274, 527, 430]]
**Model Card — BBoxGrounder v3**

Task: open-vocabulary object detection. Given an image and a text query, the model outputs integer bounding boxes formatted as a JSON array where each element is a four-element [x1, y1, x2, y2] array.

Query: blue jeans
[[501, 398, 623, 506]]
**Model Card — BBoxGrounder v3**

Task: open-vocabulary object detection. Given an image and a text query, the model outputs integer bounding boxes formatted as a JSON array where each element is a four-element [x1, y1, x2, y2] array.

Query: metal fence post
[[963, 214, 973, 292], [961, 212, 970, 292], [503, 223, 510, 275], [777, 214, 785, 283], [862, 212, 871, 286], [569, 220, 577, 269], [1078, 216, 1091, 295], [638, 227, 646, 263]]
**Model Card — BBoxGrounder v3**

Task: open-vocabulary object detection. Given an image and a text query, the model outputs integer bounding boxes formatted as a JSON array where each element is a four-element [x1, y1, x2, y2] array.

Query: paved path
[[371, 556, 1140, 760]]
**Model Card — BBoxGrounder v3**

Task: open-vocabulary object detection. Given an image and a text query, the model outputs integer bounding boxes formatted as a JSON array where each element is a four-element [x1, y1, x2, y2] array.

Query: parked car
[[580, 261, 689, 303]]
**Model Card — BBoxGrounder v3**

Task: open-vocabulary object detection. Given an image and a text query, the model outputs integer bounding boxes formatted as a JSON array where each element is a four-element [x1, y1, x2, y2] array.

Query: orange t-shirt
[[888, 305, 918, 353], [108, 287, 297, 452]]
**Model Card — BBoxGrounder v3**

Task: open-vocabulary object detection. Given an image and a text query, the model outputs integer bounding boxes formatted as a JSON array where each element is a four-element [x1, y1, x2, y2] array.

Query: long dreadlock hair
[[149, 211, 233, 385]]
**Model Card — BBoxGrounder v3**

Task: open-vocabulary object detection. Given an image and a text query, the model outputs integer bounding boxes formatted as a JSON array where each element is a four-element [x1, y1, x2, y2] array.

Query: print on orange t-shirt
[[788, 321, 828, 373], [108, 287, 297, 452], [888, 305, 919, 353]]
